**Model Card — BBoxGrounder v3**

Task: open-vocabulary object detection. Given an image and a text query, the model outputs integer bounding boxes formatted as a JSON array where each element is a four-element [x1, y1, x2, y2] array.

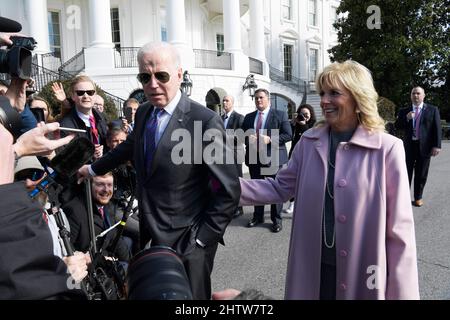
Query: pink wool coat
[[240, 125, 420, 299]]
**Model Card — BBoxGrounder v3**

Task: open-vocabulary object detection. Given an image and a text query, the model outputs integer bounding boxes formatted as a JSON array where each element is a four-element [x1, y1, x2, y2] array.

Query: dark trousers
[[406, 141, 431, 200], [248, 164, 282, 224], [236, 163, 244, 214], [182, 242, 218, 300], [320, 263, 336, 300]]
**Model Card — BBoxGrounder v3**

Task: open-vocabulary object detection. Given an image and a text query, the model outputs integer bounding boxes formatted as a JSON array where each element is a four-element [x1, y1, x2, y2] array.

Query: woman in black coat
[[284, 104, 316, 213]]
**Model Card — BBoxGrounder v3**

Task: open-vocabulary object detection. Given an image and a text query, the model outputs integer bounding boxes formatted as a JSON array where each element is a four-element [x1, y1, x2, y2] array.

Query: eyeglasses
[[137, 71, 171, 85], [75, 90, 96, 96], [15, 169, 45, 182]]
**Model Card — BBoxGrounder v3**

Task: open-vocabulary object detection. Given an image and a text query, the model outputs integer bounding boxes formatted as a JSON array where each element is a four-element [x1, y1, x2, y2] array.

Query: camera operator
[[1, 25, 40, 133]]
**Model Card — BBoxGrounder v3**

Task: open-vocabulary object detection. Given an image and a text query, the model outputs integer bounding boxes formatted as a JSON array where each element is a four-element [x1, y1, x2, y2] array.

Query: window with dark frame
[[283, 44, 293, 81], [216, 34, 224, 56], [47, 11, 61, 58], [110, 8, 121, 49]]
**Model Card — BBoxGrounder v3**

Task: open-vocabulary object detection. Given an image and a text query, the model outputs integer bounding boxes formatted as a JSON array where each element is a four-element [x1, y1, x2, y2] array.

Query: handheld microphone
[[29, 137, 95, 198]]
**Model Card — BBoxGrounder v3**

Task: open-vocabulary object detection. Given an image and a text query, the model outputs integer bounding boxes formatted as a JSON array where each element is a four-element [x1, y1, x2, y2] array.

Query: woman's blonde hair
[[316, 60, 385, 132]]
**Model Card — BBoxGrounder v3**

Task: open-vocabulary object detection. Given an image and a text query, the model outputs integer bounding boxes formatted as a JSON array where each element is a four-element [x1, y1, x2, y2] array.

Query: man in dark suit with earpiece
[[222, 95, 245, 218], [242, 88, 292, 233], [395, 86, 441, 207]]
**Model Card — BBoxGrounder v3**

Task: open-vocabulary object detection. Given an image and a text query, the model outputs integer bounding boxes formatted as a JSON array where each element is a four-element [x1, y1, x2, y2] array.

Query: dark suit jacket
[[63, 197, 130, 261], [0, 182, 75, 299], [91, 94, 240, 255], [395, 103, 442, 157], [224, 111, 245, 163], [224, 111, 244, 130], [242, 108, 292, 168], [59, 108, 108, 148]]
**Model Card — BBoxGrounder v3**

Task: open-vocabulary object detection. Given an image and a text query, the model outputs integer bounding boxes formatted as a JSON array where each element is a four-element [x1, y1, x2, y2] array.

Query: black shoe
[[232, 208, 244, 219], [272, 223, 282, 233], [247, 218, 264, 228]]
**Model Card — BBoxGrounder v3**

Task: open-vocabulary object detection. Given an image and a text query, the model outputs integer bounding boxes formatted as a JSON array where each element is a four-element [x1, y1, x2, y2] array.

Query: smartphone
[[123, 107, 133, 123], [30, 107, 45, 123]]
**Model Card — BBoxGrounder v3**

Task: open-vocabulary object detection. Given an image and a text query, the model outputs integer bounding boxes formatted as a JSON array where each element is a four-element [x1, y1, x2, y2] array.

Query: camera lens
[[127, 246, 193, 300]]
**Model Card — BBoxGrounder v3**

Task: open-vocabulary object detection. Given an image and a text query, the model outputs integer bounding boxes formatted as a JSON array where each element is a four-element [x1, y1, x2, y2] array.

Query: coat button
[[338, 215, 347, 223], [340, 250, 348, 257], [338, 179, 347, 187], [343, 144, 350, 150], [340, 283, 347, 291]]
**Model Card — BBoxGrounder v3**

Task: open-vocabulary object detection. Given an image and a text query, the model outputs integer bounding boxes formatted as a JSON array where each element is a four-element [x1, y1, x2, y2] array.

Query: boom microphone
[[0, 17, 22, 33], [29, 137, 95, 198]]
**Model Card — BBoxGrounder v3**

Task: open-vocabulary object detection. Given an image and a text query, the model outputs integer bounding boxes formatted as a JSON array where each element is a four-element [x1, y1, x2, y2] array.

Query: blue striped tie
[[145, 108, 161, 171]]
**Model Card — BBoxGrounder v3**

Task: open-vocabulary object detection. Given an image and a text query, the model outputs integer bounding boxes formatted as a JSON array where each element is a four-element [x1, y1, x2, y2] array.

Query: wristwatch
[[195, 238, 206, 248]]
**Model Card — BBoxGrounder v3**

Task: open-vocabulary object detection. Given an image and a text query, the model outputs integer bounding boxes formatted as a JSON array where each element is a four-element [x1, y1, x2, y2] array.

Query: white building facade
[[1, 0, 340, 117]]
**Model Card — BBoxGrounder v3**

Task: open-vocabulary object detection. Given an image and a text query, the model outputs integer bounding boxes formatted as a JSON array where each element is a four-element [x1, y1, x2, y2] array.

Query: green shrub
[[377, 97, 396, 122]]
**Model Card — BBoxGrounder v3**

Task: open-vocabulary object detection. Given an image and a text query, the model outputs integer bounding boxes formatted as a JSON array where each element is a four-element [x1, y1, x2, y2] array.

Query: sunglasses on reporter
[[75, 90, 96, 97], [15, 169, 46, 182]]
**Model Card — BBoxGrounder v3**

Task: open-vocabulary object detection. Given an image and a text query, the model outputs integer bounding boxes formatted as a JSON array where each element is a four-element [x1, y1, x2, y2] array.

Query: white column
[[222, 0, 248, 73], [166, 0, 186, 46], [88, 0, 114, 48], [24, 0, 50, 54], [166, 0, 194, 70], [249, 0, 266, 62], [85, 0, 114, 72], [223, 0, 242, 53]]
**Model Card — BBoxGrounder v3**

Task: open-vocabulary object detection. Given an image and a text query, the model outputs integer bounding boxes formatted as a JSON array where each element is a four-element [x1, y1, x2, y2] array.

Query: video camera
[[0, 16, 36, 139], [0, 36, 36, 80], [297, 112, 306, 121]]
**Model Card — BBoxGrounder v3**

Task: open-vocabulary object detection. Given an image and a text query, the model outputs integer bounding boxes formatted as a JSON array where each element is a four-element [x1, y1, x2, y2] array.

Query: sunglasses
[[75, 90, 96, 96], [137, 71, 171, 85], [15, 169, 45, 182]]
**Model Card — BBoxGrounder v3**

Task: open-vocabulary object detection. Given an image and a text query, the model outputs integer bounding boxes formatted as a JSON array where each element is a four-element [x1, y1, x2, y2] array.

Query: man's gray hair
[[137, 42, 181, 69]]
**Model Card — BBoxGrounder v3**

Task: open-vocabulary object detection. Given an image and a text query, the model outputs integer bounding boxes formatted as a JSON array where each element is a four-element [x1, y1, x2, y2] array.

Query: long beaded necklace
[[323, 129, 335, 248]]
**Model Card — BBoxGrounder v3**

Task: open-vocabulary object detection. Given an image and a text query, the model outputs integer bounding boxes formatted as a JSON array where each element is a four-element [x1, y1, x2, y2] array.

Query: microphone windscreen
[[50, 137, 95, 179], [0, 17, 22, 33]]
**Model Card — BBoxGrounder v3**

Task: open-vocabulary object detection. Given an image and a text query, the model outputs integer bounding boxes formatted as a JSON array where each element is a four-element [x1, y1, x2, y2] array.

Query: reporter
[[13, 122, 74, 158], [0, 122, 73, 184]]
